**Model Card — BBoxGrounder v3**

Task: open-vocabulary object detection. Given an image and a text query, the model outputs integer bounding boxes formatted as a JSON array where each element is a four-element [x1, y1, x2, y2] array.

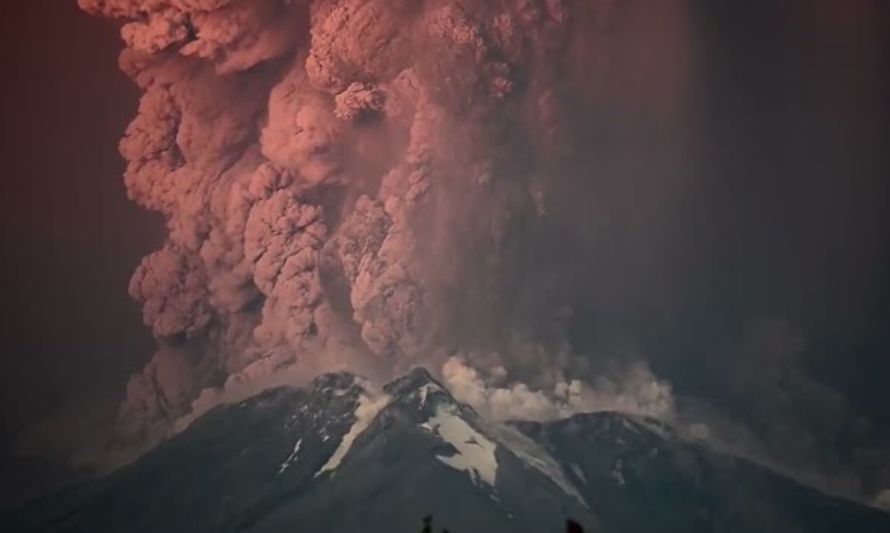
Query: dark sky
[[676, 0, 890, 425], [0, 0, 888, 504], [0, 1, 162, 449], [531, 0, 890, 498]]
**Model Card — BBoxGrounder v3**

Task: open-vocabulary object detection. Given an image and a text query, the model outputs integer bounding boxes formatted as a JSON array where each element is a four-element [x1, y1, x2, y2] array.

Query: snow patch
[[635, 416, 674, 440], [486, 422, 588, 507], [422, 405, 498, 487], [610, 458, 627, 487], [278, 439, 302, 474], [417, 382, 442, 407], [570, 463, 587, 485], [315, 388, 391, 477], [620, 418, 639, 433]]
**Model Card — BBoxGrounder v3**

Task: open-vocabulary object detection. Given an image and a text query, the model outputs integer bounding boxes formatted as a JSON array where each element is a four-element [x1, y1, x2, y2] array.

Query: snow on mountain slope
[[421, 403, 499, 487], [481, 419, 587, 507], [5, 368, 890, 533], [277, 439, 302, 474], [316, 382, 391, 477]]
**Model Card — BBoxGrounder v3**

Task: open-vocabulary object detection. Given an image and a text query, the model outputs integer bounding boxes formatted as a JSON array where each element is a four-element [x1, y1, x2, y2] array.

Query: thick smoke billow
[[78, 0, 598, 448], [442, 355, 675, 422], [79, 0, 890, 507]]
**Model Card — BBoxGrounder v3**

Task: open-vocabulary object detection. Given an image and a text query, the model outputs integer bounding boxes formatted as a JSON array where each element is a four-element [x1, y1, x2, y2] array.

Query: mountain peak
[[9, 366, 890, 533], [309, 371, 360, 392], [383, 366, 442, 397]]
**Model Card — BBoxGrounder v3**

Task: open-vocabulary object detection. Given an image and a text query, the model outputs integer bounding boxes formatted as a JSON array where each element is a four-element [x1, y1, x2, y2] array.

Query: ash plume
[[78, 0, 890, 508], [78, 0, 616, 447]]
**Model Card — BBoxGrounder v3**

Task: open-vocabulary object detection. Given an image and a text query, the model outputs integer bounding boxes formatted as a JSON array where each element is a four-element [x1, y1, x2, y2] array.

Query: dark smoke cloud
[[75, 0, 890, 508]]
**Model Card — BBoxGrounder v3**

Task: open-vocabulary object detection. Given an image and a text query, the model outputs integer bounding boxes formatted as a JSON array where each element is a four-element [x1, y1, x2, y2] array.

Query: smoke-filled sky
[[1, 0, 889, 509]]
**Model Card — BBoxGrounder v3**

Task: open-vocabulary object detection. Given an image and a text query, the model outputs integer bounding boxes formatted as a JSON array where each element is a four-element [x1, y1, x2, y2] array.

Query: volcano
[[6, 368, 890, 533]]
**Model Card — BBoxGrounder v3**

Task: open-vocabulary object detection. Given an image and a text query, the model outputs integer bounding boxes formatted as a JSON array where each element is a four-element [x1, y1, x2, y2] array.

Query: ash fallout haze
[[1, 0, 890, 526]]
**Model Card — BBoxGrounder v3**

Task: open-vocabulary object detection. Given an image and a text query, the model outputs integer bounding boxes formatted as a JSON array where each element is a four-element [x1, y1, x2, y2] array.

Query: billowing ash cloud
[[78, 0, 890, 507], [77, 0, 615, 446], [442, 355, 675, 422]]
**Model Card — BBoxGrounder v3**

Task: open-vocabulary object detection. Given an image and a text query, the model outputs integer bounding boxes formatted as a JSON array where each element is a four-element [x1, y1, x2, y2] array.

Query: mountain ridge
[[5, 368, 890, 533]]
